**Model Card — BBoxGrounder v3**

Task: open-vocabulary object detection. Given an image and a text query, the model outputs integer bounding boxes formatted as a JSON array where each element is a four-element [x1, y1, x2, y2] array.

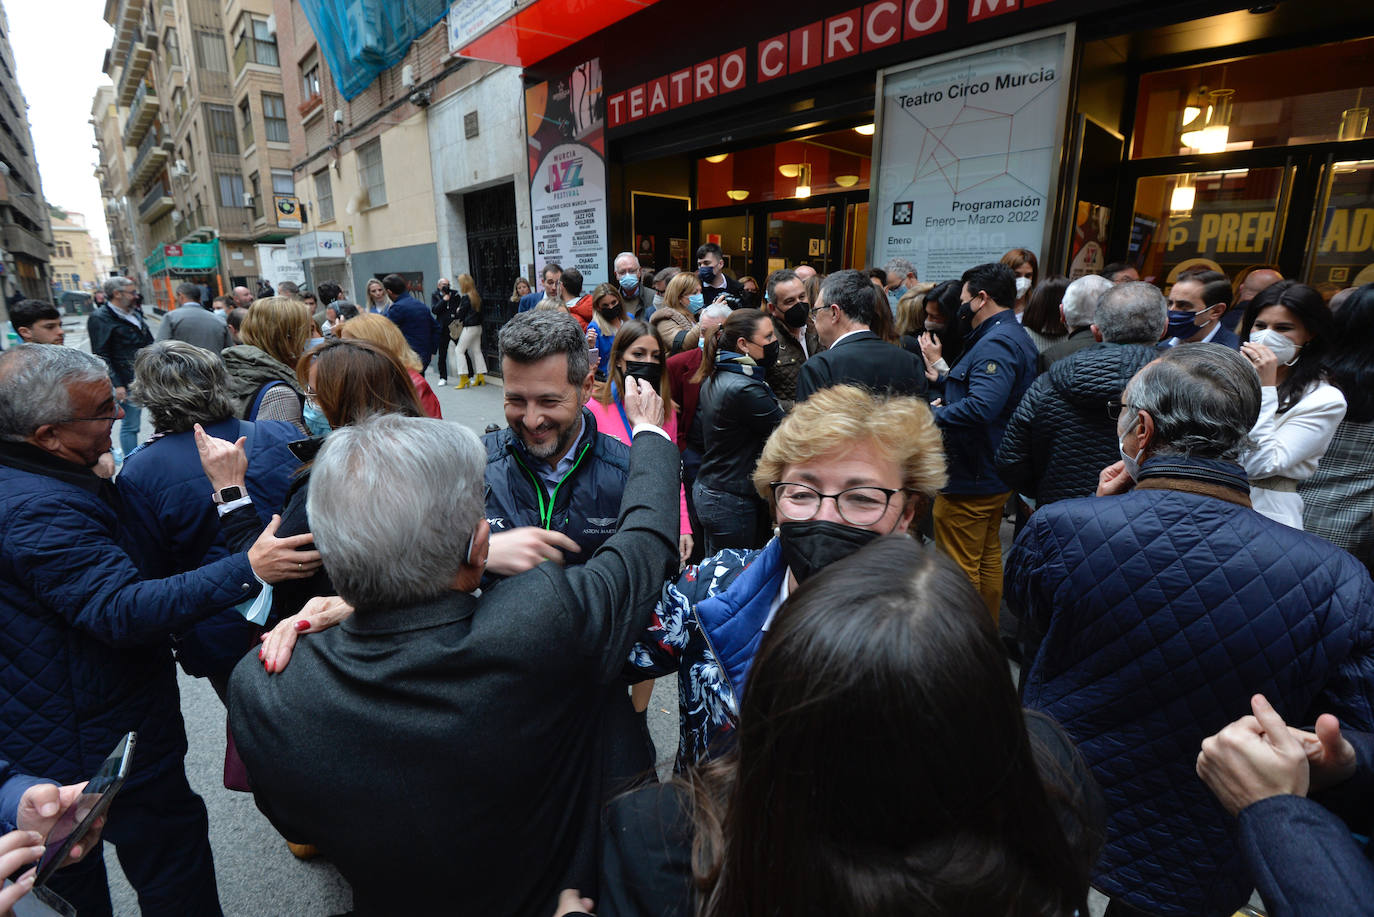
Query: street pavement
[[80, 317, 680, 915]]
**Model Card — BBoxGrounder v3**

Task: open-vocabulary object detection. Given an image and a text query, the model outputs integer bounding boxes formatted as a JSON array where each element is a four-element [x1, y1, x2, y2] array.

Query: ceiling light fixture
[[794, 163, 812, 199], [778, 163, 800, 178], [854, 123, 875, 135], [704, 153, 728, 164], [1169, 174, 1195, 214], [834, 174, 859, 187], [726, 189, 749, 201]]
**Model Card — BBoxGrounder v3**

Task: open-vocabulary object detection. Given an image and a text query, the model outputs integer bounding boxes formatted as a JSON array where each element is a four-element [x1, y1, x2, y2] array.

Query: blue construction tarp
[[297, 0, 452, 101]]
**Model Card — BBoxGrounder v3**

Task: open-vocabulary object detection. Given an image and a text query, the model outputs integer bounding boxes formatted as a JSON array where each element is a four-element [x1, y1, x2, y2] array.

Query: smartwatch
[[211, 485, 245, 505]]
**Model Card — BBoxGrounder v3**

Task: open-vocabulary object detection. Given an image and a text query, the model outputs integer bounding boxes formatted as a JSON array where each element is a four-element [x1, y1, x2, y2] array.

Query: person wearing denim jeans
[[88, 275, 153, 457]]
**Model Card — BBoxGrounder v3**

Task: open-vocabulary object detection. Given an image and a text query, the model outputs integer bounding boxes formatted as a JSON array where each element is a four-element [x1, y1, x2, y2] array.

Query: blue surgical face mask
[[303, 400, 332, 438], [1118, 413, 1144, 482], [887, 288, 901, 307], [1166, 307, 1212, 340], [618, 273, 639, 294], [688, 293, 704, 314]]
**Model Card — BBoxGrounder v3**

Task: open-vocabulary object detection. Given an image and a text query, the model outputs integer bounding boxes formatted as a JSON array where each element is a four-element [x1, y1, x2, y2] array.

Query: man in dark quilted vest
[[1008, 343, 1374, 917]]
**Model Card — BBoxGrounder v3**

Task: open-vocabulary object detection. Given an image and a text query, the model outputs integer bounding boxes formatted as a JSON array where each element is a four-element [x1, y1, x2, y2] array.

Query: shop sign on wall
[[869, 27, 1074, 280], [526, 58, 609, 283]]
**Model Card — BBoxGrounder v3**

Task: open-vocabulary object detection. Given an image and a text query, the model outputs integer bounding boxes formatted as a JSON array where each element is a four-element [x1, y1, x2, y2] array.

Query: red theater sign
[[606, 0, 1057, 129]]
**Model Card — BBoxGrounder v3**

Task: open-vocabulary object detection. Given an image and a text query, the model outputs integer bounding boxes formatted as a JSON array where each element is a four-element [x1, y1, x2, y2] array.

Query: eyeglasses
[[1106, 400, 1137, 421], [60, 414, 122, 425], [808, 303, 830, 317], [770, 481, 908, 526]]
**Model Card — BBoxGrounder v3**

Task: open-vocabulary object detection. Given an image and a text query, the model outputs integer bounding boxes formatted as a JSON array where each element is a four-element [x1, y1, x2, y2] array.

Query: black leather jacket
[[695, 355, 785, 497], [87, 303, 154, 387]]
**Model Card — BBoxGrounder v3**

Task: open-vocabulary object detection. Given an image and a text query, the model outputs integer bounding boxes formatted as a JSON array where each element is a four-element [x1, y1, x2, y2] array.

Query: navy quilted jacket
[[0, 443, 259, 790], [482, 408, 631, 562], [117, 418, 302, 680], [1009, 455, 1374, 916], [996, 343, 1157, 504]]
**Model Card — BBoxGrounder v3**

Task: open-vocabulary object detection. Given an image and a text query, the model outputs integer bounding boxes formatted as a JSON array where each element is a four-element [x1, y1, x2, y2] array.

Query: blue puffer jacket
[[483, 408, 631, 561], [627, 540, 783, 771], [1008, 454, 1374, 916], [933, 309, 1038, 494], [118, 418, 301, 680], [0, 443, 258, 790]]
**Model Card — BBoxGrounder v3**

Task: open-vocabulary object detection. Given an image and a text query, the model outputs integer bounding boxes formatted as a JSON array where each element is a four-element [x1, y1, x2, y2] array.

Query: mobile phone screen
[[34, 732, 135, 887]]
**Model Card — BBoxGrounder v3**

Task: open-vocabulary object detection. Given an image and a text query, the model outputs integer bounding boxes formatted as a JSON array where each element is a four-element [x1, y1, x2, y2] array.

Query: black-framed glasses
[[1106, 400, 1136, 421], [770, 481, 907, 526], [60, 414, 122, 424], [808, 303, 830, 317]]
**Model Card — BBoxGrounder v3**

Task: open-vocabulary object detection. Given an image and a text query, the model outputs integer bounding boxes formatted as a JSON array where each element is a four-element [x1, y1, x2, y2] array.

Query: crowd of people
[[1, 243, 1373, 917]]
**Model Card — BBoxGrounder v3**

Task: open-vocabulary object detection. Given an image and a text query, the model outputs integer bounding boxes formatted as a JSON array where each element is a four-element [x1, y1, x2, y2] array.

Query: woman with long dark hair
[[570, 536, 1102, 917], [1300, 282, 1374, 570], [691, 308, 783, 553], [586, 320, 693, 567], [1238, 280, 1346, 528], [1020, 275, 1071, 353], [1001, 247, 1039, 318], [916, 279, 965, 382]]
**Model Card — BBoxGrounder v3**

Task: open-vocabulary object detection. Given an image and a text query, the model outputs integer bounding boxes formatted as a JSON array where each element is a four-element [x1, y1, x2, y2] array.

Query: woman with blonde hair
[[448, 273, 487, 389], [221, 295, 313, 433], [510, 276, 532, 306], [651, 270, 700, 354], [586, 282, 627, 379], [336, 313, 443, 418], [364, 278, 390, 314]]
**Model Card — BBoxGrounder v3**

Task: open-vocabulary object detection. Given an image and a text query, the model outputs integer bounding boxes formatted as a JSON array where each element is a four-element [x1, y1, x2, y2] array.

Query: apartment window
[[301, 62, 321, 101], [194, 30, 228, 73], [262, 93, 288, 143], [163, 27, 180, 68], [206, 104, 238, 154], [238, 98, 254, 148], [313, 168, 334, 222], [271, 169, 294, 197], [237, 17, 279, 68], [357, 138, 385, 207], [249, 172, 262, 218], [216, 171, 245, 209]]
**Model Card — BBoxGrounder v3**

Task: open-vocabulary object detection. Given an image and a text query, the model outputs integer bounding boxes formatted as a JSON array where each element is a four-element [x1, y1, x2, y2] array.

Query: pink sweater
[[584, 395, 692, 536]]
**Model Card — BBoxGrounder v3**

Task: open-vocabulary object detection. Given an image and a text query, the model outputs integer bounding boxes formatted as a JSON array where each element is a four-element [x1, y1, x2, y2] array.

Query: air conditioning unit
[[171, 160, 189, 177], [242, 192, 255, 208], [401, 64, 417, 89], [264, 13, 277, 35]]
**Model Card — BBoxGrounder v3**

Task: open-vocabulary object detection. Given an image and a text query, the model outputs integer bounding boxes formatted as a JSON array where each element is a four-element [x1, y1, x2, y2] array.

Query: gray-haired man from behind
[[227, 401, 681, 916], [1039, 273, 1114, 371], [1008, 344, 1374, 917], [997, 281, 1168, 505], [156, 281, 233, 353]]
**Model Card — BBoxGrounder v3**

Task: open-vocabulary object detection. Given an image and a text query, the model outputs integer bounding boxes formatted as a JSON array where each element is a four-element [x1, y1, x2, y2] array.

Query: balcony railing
[[122, 81, 159, 147], [130, 130, 172, 187], [138, 182, 174, 222], [116, 28, 157, 105]]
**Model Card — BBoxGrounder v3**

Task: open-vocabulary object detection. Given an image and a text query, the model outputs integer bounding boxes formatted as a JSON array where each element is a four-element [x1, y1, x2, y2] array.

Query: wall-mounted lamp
[[725, 190, 749, 201], [853, 123, 875, 135], [704, 154, 728, 163], [834, 174, 859, 188], [778, 163, 800, 178]]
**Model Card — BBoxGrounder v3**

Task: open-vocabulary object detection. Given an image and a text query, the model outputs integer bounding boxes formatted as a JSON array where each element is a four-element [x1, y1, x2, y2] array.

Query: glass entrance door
[[1306, 158, 1374, 291], [762, 207, 833, 275]]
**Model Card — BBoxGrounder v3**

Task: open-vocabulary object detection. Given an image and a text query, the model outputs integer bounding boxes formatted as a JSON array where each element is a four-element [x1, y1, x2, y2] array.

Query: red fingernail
[[258, 647, 264, 658], [294, 620, 310, 632]]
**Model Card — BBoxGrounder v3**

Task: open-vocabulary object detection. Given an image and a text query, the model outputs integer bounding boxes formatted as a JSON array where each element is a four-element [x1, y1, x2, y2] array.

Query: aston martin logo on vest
[[587, 518, 617, 527]]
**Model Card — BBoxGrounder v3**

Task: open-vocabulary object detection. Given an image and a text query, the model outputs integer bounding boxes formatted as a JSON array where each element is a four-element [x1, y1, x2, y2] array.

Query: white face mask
[[1015, 276, 1032, 298], [1118, 413, 1144, 482], [1249, 328, 1302, 366]]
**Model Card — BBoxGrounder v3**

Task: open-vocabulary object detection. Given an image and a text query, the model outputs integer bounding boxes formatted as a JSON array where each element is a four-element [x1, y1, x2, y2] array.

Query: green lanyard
[[511, 441, 593, 529]]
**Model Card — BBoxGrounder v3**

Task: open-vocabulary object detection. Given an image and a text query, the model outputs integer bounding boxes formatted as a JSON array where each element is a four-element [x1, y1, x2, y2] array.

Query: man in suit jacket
[[380, 272, 438, 372], [156, 282, 233, 353], [520, 263, 561, 312], [1160, 270, 1241, 350], [763, 269, 822, 410], [795, 269, 927, 403], [227, 392, 678, 917]]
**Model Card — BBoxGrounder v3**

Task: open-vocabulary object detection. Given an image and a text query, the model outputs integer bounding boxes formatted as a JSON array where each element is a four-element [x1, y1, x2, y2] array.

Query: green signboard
[[144, 242, 220, 275]]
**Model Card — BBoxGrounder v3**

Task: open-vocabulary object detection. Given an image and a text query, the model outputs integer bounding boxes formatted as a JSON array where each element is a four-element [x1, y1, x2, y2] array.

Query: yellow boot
[[455, 375, 470, 389], [473, 373, 485, 386]]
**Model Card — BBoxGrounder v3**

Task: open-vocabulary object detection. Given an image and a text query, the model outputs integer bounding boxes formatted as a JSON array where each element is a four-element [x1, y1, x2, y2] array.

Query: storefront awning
[[451, 0, 661, 68]]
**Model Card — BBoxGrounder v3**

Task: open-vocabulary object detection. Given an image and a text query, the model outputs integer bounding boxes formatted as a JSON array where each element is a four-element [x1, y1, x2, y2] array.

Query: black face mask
[[778, 520, 881, 584], [738, 290, 758, 309], [781, 301, 809, 329], [604, 305, 624, 320], [757, 339, 780, 368], [623, 360, 662, 391]]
